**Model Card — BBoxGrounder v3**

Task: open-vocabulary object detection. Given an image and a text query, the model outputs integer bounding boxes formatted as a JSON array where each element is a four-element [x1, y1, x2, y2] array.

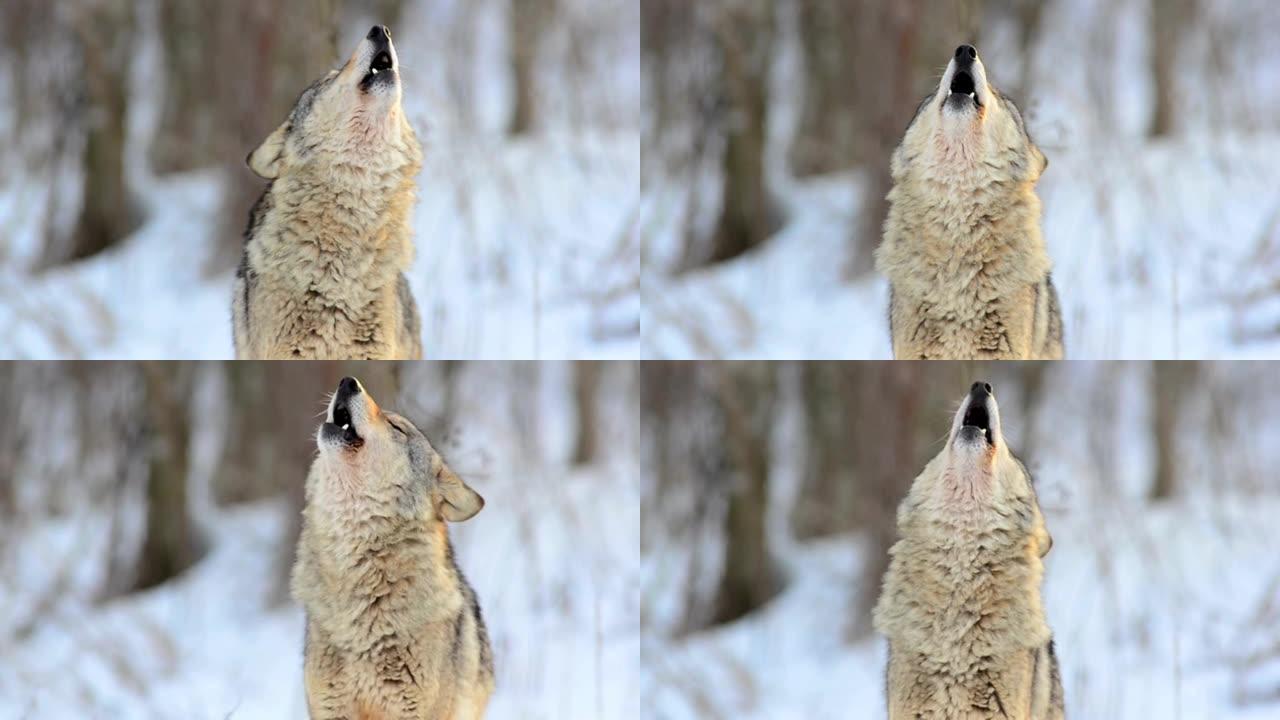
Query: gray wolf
[[876, 44, 1063, 359], [873, 381, 1064, 719], [233, 25, 424, 360], [292, 376, 494, 719]]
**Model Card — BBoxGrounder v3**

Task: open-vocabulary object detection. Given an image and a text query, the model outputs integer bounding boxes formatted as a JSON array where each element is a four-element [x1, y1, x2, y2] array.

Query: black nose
[[970, 381, 993, 398], [368, 25, 390, 42], [955, 44, 977, 66], [337, 376, 361, 398]]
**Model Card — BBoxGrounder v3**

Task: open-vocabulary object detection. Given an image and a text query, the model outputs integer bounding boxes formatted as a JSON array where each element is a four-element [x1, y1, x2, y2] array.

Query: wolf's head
[[915, 381, 1052, 556], [315, 376, 484, 523], [247, 25, 420, 180], [898, 44, 1047, 181]]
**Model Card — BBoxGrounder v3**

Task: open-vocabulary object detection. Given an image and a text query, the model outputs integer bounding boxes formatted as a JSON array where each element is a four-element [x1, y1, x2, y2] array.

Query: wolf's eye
[[388, 420, 407, 436]]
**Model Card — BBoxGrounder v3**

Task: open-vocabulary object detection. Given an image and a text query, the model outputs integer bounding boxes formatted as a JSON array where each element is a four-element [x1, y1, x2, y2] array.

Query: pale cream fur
[[876, 50, 1062, 359], [233, 32, 424, 360], [292, 379, 493, 719], [873, 386, 1062, 719]]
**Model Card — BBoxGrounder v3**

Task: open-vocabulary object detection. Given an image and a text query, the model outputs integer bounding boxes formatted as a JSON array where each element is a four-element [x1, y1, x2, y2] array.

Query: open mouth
[[948, 70, 980, 106], [360, 50, 395, 89], [960, 401, 993, 445], [324, 401, 364, 450]]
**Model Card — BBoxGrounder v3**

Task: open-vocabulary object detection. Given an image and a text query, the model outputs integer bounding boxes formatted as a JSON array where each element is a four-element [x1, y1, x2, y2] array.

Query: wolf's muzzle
[[324, 376, 365, 449], [959, 381, 995, 446]]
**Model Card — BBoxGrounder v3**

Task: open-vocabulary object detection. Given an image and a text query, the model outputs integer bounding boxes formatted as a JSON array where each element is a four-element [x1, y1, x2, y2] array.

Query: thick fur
[[233, 27, 424, 359], [292, 377, 494, 719], [877, 46, 1063, 359], [874, 383, 1064, 719]]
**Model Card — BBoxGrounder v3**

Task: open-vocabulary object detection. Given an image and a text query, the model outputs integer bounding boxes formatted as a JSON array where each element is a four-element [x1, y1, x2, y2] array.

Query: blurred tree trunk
[[707, 0, 776, 264], [788, 0, 858, 177], [790, 364, 858, 538], [1018, 361, 1048, 461], [571, 362, 603, 465], [1009, 0, 1046, 103], [1148, 0, 1195, 138], [709, 363, 780, 625], [1150, 361, 1196, 500], [43, 1, 139, 268], [508, 0, 554, 136], [133, 363, 203, 591]]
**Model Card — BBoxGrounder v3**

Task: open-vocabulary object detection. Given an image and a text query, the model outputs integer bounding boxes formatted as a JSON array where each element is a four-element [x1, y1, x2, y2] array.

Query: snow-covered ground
[[642, 1, 1280, 359], [0, 0, 640, 359], [0, 363, 641, 718]]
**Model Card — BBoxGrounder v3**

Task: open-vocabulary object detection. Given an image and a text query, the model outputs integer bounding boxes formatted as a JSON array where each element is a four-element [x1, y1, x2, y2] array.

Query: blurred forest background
[[0, 0, 639, 358], [0, 361, 639, 718], [641, 0, 1280, 359], [642, 362, 1280, 718]]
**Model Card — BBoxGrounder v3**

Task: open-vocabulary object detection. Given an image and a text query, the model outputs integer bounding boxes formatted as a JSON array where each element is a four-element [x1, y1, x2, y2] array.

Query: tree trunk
[[1149, 0, 1195, 138], [508, 0, 553, 136], [709, 362, 780, 625], [788, 0, 858, 177], [133, 363, 202, 591], [571, 362, 603, 465], [46, 2, 138, 267], [707, 0, 776, 265], [1150, 361, 1196, 500]]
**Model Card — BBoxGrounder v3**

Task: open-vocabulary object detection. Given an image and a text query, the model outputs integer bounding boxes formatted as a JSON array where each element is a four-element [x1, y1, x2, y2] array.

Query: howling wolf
[[876, 45, 1063, 359], [292, 377, 494, 719], [874, 381, 1064, 719], [233, 25, 424, 360]]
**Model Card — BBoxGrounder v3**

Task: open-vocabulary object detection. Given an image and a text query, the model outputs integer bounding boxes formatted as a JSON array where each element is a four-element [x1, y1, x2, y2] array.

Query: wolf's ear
[[437, 463, 484, 522], [247, 122, 289, 179]]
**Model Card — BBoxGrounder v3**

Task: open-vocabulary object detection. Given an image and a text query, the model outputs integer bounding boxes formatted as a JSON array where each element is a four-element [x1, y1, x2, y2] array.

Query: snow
[[0, 0, 639, 359]]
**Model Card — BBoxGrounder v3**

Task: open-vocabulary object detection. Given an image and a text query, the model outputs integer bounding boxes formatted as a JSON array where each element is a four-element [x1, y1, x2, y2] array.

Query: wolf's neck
[[262, 167, 416, 285], [881, 178, 1049, 295], [314, 495, 465, 625], [888, 509, 1049, 655]]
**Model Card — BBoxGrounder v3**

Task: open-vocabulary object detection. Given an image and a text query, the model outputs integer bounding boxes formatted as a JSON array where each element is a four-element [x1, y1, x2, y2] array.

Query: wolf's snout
[[337, 376, 361, 399], [954, 44, 978, 65], [969, 381, 993, 400], [368, 25, 390, 43]]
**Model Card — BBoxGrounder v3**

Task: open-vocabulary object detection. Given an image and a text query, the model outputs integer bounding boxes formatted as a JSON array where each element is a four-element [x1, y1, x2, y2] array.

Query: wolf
[[876, 44, 1063, 360], [291, 376, 494, 719], [233, 25, 424, 360], [873, 381, 1064, 720]]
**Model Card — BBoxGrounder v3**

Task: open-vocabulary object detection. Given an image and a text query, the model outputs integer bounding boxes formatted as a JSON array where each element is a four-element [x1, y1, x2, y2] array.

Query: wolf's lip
[[370, 50, 393, 74], [322, 421, 364, 450]]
